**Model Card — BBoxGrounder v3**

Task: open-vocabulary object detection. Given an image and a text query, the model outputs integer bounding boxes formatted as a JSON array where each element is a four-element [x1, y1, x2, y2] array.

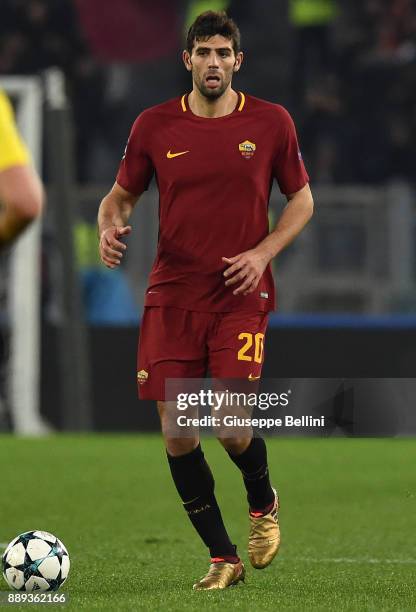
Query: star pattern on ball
[[2, 531, 70, 592]]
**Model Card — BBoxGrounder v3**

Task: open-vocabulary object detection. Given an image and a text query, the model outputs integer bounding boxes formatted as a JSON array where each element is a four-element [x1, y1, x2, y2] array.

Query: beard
[[194, 72, 232, 100]]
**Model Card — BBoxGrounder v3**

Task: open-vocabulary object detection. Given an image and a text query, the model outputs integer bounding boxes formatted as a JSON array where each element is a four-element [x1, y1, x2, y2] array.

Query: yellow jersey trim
[[0, 90, 30, 172], [180, 91, 246, 114]]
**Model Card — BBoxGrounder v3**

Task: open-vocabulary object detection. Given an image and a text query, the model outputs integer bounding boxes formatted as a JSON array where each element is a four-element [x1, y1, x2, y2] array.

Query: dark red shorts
[[137, 306, 269, 400]]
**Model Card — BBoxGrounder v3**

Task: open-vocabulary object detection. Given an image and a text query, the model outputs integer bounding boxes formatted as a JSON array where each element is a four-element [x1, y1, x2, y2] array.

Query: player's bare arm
[[98, 182, 139, 269], [0, 164, 43, 247], [223, 183, 314, 295]]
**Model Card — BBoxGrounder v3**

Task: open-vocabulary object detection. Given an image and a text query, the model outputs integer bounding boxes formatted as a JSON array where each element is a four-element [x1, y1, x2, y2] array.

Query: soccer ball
[[2, 531, 70, 592]]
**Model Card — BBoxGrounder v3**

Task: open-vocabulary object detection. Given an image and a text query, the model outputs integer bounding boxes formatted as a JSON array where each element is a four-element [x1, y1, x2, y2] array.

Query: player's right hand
[[99, 225, 131, 269]]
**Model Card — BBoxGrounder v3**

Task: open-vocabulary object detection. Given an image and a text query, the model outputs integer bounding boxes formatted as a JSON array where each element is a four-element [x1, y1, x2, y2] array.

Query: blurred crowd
[[1, 0, 415, 185], [294, 0, 416, 183], [0, 0, 108, 181]]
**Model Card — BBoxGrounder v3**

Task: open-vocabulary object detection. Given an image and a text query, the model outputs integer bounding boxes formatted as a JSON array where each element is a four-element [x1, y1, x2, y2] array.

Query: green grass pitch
[[0, 435, 415, 611]]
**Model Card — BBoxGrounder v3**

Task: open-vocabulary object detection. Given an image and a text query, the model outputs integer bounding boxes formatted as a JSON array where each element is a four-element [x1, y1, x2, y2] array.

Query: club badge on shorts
[[137, 369, 149, 384], [239, 140, 256, 159]]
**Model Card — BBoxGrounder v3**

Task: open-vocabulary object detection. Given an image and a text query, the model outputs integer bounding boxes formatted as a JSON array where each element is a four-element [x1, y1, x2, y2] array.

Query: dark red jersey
[[116, 92, 309, 313]]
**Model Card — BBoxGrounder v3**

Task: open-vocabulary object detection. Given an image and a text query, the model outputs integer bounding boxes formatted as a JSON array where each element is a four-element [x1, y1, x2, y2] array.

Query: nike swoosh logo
[[248, 374, 261, 381], [167, 150, 190, 159]]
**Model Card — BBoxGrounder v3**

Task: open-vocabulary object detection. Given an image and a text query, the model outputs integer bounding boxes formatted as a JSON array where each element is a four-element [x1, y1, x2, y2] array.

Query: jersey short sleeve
[[116, 112, 154, 195], [272, 105, 309, 195], [0, 90, 30, 172]]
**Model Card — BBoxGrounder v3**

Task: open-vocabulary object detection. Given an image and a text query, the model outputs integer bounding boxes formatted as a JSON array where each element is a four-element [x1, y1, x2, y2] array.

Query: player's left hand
[[222, 248, 271, 296]]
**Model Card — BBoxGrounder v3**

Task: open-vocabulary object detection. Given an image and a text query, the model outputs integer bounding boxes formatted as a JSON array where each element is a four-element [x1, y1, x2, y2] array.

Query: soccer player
[[0, 89, 44, 427], [0, 89, 43, 248], [98, 11, 313, 589]]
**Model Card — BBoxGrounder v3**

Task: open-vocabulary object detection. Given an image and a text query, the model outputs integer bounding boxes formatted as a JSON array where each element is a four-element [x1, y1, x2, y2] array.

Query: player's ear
[[233, 51, 243, 72], [183, 50, 193, 72]]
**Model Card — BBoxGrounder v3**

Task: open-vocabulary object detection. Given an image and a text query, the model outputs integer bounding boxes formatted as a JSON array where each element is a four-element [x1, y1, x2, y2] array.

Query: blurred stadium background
[[1, 0, 416, 433]]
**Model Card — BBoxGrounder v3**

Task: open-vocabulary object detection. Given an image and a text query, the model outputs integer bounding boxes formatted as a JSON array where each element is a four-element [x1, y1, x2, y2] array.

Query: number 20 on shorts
[[237, 332, 265, 363]]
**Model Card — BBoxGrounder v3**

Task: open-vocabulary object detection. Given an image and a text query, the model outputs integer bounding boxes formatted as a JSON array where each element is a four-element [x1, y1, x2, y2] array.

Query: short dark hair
[[186, 11, 241, 56]]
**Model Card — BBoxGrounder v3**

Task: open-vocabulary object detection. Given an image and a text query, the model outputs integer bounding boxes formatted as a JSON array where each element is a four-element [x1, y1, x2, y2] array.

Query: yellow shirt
[[0, 89, 29, 172]]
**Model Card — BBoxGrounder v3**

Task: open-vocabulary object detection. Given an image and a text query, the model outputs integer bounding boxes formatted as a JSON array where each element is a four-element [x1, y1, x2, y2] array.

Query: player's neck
[[188, 87, 238, 118]]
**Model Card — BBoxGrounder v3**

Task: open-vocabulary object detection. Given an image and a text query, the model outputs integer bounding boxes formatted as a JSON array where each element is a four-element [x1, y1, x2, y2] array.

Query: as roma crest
[[239, 140, 256, 159], [137, 369, 149, 385]]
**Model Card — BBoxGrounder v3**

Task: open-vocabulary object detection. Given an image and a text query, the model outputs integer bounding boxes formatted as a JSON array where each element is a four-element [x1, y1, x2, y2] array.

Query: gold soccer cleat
[[193, 560, 245, 590], [248, 489, 280, 569]]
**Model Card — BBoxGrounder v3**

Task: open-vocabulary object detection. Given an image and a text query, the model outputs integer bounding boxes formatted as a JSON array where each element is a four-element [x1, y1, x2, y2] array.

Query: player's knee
[[217, 436, 251, 455], [164, 437, 199, 457]]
